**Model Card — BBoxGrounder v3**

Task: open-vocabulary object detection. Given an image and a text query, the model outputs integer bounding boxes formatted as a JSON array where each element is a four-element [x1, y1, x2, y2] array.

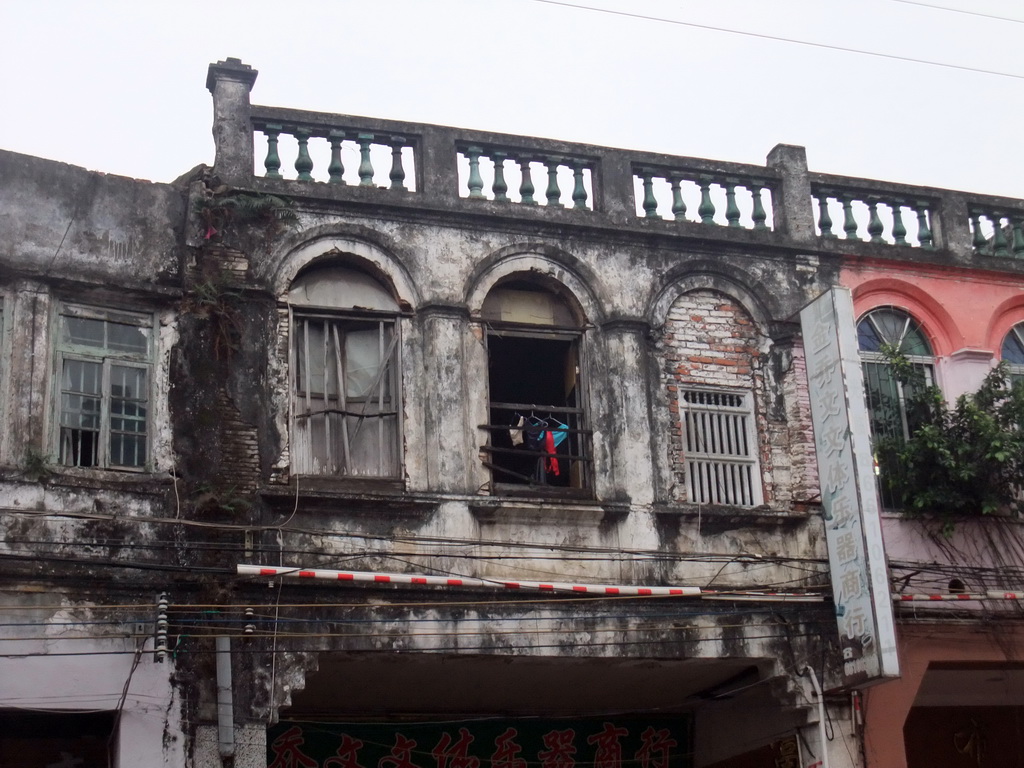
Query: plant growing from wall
[[185, 192, 297, 359], [877, 348, 1024, 518], [196, 192, 297, 246]]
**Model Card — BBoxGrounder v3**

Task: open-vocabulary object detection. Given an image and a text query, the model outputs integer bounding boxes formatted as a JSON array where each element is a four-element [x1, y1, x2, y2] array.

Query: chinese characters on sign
[[268, 719, 692, 768], [799, 288, 899, 686]]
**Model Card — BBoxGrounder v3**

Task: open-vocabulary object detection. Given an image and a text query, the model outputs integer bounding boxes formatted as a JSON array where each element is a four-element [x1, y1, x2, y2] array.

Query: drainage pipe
[[803, 666, 830, 768], [216, 635, 235, 759]]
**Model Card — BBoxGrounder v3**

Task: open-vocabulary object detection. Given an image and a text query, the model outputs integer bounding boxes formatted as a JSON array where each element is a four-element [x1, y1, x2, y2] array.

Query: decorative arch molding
[[648, 267, 772, 331], [986, 295, 1024, 355], [464, 245, 604, 324], [270, 229, 420, 307], [851, 278, 961, 357]]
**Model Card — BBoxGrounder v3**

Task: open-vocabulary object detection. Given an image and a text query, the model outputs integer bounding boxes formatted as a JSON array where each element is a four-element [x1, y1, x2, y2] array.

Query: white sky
[[3, 0, 1023, 197]]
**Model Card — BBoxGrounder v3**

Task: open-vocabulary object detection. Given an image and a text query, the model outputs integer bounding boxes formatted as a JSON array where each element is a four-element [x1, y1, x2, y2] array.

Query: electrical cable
[[530, 0, 1024, 80], [889, 0, 1024, 24]]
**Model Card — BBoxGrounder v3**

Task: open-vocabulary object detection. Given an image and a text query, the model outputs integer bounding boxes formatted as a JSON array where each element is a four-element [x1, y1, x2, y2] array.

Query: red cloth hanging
[[544, 430, 559, 476]]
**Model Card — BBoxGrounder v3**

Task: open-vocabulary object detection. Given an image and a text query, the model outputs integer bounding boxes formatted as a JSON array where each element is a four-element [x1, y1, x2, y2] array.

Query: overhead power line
[[890, 0, 1024, 25], [531, 0, 1024, 80]]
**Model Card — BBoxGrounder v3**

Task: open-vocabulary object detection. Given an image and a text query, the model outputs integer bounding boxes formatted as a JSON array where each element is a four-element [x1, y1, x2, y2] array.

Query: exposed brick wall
[[659, 289, 817, 507], [216, 385, 261, 492]]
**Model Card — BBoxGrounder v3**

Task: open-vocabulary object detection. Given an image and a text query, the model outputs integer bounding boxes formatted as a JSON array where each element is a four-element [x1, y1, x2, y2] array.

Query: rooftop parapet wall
[[208, 58, 1024, 270], [0, 150, 185, 292]]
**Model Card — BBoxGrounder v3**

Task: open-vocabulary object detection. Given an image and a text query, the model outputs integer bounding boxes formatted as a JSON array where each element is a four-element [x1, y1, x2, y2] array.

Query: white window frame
[[53, 304, 154, 471], [857, 308, 935, 443], [1002, 323, 1024, 383], [680, 387, 763, 507]]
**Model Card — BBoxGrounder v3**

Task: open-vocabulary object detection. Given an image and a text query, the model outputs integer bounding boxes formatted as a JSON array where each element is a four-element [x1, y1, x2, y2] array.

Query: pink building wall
[[842, 259, 1024, 399]]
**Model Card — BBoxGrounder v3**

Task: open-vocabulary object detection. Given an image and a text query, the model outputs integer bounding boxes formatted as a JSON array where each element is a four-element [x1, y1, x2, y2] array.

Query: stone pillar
[[4, 281, 52, 462], [766, 143, 816, 244], [940, 348, 994, 401], [934, 190, 974, 261], [601, 320, 656, 504], [206, 58, 259, 185], [417, 125, 461, 207], [420, 304, 470, 492]]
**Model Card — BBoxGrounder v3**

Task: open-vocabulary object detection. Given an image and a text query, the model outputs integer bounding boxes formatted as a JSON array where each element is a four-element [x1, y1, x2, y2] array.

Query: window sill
[[262, 477, 436, 517], [470, 498, 629, 525], [652, 503, 811, 530], [0, 465, 174, 496], [489, 483, 594, 501]]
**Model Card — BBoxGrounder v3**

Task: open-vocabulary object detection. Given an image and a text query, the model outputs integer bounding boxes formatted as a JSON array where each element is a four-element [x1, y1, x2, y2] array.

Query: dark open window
[[479, 284, 590, 494]]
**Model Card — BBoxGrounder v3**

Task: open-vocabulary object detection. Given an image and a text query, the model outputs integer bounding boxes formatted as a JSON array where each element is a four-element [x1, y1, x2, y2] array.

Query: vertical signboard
[[800, 288, 899, 685]]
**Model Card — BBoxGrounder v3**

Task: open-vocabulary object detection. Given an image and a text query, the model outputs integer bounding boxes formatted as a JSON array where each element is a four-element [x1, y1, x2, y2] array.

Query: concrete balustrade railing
[[207, 58, 1024, 267], [253, 117, 416, 190], [633, 165, 777, 230], [968, 202, 1024, 258], [457, 143, 595, 210], [811, 181, 936, 249]]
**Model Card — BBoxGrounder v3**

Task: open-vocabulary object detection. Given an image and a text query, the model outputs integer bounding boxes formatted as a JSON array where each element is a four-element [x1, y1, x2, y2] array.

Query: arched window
[[857, 307, 934, 507], [288, 265, 401, 478], [1001, 323, 1024, 384], [479, 282, 589, 493]]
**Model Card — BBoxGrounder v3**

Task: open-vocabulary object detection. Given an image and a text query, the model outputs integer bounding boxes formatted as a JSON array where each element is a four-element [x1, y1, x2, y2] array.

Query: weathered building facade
[[0, 57, 1022, 768]]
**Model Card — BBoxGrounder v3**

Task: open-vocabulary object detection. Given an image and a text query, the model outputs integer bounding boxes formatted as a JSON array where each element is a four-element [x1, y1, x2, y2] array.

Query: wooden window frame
[[53, 304, 154, 471]]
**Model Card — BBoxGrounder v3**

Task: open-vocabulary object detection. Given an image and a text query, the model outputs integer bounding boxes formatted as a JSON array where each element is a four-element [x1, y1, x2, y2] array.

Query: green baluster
[[571, 161, 588, 210], [294, 128, 314, 182], [891, 203, 907, 245], [263, 124, 283, 179], [993, 215, 1009, 257], [545, 158, 562, 207], [357, 134, 375, 186], [327, 130, 345, 185], [724, 181, 741, 227], [492, 151, 508, 202], [817, 193, 834, 238], [640, 171, 660, 219], [867, 200, 884, 243], [389, 137, 407, 191], [670, 178, 686, 222], [1013, 219, 1024, 258], [916, 205, 933, 249], [519, 158, 536, 205], [751, 183, 767, 230], [697, 177, 716, 225], [971, 212, 988, 252], [465, 146, 484, 199], [841, 196, 860, 240]]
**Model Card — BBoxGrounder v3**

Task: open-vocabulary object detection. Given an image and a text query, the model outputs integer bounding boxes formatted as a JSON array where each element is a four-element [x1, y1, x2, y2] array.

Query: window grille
[[56, 305, 153, 469], [681, 389, 762, 506]]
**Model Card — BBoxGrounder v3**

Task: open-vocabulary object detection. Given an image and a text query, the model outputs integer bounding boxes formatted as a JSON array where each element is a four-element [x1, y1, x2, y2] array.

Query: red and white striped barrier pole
[[237, 564, 702, 597], [237, 565, 1024, 603]]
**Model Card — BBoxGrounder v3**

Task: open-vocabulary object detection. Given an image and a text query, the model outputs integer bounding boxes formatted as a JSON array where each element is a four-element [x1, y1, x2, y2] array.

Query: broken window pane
[[292, 315, 399, 478]]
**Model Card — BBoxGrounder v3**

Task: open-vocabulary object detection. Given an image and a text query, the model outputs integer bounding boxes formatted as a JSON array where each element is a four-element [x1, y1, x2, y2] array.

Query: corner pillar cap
[[206, 58, 259, 93], [766, 143, 808, 169]]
